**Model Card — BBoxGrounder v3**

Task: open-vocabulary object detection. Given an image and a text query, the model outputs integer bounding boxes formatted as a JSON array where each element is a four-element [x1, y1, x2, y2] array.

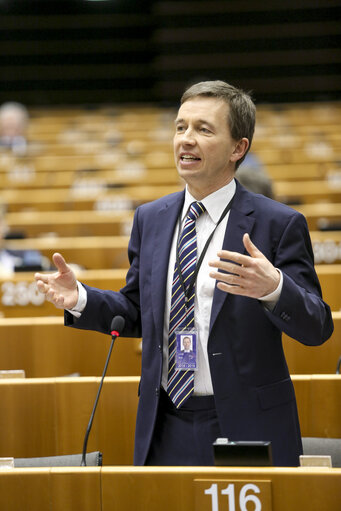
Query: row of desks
[[0, 264, 339, 316], [2, 232, 341, 271], [0, 160, 339, 188], [4, 203, 341, 237], [2, 182, 341, 211], [0, 376, 340, 465], [0, 465, 340, 511], [0, 313, 340, 378]]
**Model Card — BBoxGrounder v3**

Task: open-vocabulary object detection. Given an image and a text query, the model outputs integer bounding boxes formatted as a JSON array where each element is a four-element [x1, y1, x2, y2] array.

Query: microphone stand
[[81, 316, 125, 466]]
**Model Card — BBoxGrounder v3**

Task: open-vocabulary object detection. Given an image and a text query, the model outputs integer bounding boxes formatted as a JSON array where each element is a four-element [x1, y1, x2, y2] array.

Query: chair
[[14, 451, 102, 467], [302, 438, 341, 467]]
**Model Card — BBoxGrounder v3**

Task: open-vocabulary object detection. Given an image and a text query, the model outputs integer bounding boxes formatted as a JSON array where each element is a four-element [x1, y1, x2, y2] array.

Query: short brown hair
[[181, 80, 256, 169]]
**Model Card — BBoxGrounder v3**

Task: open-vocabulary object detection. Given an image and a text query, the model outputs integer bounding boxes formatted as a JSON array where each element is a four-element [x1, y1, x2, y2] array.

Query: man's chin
[[177, 167, 201, 182]]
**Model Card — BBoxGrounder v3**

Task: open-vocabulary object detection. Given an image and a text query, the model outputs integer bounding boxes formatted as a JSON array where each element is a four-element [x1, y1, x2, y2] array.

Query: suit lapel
[[151, 191, 185, 333], [209, 183, 255, 333]]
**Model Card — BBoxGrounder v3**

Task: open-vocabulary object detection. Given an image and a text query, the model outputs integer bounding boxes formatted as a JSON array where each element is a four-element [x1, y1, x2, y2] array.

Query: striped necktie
[[167, 201, 205, 408]]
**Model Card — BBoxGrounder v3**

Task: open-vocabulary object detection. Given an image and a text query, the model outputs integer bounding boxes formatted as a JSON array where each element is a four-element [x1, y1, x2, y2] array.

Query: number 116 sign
[[195, 480, 272, 511]]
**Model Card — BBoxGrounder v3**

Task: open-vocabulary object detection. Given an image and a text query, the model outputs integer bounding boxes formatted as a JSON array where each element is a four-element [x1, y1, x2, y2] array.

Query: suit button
[[158, 344, 162, 350], [155, 388, 160, 396], [280, 312, 289, 321]]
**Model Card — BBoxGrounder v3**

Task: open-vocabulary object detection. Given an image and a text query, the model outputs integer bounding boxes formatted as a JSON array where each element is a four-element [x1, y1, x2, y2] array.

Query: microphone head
[[110, 315, 125, 335]]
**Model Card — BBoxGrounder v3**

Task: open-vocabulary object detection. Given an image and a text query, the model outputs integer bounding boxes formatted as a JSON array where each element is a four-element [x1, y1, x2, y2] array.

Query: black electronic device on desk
[[213, 439, 273, 466]]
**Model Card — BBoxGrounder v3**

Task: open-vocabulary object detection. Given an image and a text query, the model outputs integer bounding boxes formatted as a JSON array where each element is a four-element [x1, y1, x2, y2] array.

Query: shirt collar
[[183, 179, 236, 224]]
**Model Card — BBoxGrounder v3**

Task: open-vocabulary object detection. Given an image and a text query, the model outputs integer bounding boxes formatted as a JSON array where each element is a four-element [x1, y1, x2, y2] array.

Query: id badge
[[175, 330, 198, 371]]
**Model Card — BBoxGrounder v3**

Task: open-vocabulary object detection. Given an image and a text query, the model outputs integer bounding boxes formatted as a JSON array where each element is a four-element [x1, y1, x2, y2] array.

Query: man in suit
[[35, 80, 333, 467]]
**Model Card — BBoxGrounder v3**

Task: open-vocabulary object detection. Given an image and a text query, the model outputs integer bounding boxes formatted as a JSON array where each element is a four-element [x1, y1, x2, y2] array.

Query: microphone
[[336, 355, 341, 374], [81, 315, 125, 466]]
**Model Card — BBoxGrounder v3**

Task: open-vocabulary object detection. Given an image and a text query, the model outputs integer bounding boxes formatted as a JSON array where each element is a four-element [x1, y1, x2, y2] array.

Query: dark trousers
[[146, 389, 221, 466]]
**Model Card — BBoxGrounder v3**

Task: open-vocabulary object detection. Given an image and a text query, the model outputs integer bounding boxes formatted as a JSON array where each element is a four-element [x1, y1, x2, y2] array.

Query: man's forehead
[[175, 96, 228, 121]]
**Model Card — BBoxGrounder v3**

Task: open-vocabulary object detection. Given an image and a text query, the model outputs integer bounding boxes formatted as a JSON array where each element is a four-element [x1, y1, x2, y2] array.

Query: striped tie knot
[[187, 201, 205, 221]]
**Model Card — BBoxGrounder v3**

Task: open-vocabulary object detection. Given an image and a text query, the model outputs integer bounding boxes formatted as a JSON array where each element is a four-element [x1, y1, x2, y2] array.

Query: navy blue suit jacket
[[65, 181, 333, 466]]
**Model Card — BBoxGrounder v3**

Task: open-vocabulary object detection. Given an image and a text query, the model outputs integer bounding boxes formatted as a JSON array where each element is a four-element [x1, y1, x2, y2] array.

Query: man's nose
[[181, 127, 196, 145]]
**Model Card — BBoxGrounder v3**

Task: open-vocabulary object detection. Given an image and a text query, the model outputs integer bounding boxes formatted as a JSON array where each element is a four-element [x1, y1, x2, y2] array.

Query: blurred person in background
[[0, 102, 29, 155]]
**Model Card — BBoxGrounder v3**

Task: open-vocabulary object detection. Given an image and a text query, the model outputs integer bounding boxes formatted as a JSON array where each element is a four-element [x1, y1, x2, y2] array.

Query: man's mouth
[[180, 154, 201, 161]]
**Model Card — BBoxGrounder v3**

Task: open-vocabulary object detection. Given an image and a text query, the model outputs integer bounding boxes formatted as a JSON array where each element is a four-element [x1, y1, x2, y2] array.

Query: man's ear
[[230, 137, 249, 163]]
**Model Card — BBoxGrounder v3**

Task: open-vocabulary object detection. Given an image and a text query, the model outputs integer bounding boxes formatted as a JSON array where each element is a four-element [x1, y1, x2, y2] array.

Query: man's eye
[[200, 127, 210, 134], [176, 125, 185, 132]]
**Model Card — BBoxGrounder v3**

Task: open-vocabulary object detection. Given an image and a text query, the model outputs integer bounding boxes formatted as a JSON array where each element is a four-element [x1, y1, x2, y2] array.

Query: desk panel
[[0, 377, 339, 466], [0, 468, 101, 511], [4, 236, 130, 269], [101, 467, 341, 511], [0, 467, 339, 511], [0, 377, 139, 465], [0, 316, 141, 377], [0, 313, 339, 378], [283, 311, 341, 374]]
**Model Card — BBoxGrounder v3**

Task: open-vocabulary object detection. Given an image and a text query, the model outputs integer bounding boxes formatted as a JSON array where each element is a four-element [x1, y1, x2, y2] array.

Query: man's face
[[173, 96, 245, 199], [183, 337, 191, 350]]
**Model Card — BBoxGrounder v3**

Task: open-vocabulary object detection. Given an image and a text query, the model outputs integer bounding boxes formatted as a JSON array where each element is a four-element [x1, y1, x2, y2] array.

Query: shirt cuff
[[258, 269, 283, 311], [67, 281, 87, 318]]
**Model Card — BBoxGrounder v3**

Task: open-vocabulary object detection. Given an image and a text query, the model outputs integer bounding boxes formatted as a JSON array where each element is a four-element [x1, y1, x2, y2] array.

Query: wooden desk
[[283, 312, 341, 374], [0, 269, 127, 318], [0, 265, 338, 322], [0, 313, 339, 377], [0, 316, 141, 377], [6, 209, 134, 238], [315, 264, 341, 311], [0, 166, 180, 190], [4, 236, 130, 269], [101, 466, 341, 511], [295, 203, 341, 230], [2, 232, 341, 277], [2, 186, 182, 212], [6, 203, 341, 239], [0, 376, 339, 466], [0, 468, 101, 511], [274, 180, 341, 204], [0, 466, 340, 511], [0, 377, 139, 464], [265, 162, 327, 181]]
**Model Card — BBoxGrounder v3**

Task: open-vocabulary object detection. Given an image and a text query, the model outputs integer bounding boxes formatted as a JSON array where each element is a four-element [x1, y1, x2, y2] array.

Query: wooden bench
[[1, 185, 182, 212], [0, 269, 128, 317], [0, 263, 338, 319], [0, 375, 339, 465], [3, 180, 341, 215], [3, 231, 341, 273], [283, 311, 341, 374], [5, 202, 341, 238], [274, 180, 341, 204], [0, 312, 339, 378], [315, 264, 341, 310], [5, 210, 134, 238], [4, 236, 130, 269], [0, 316, 141, 378], [0, 466, 340, 511], [0, 167, 180, 190], [295, 203, 341, 230]]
